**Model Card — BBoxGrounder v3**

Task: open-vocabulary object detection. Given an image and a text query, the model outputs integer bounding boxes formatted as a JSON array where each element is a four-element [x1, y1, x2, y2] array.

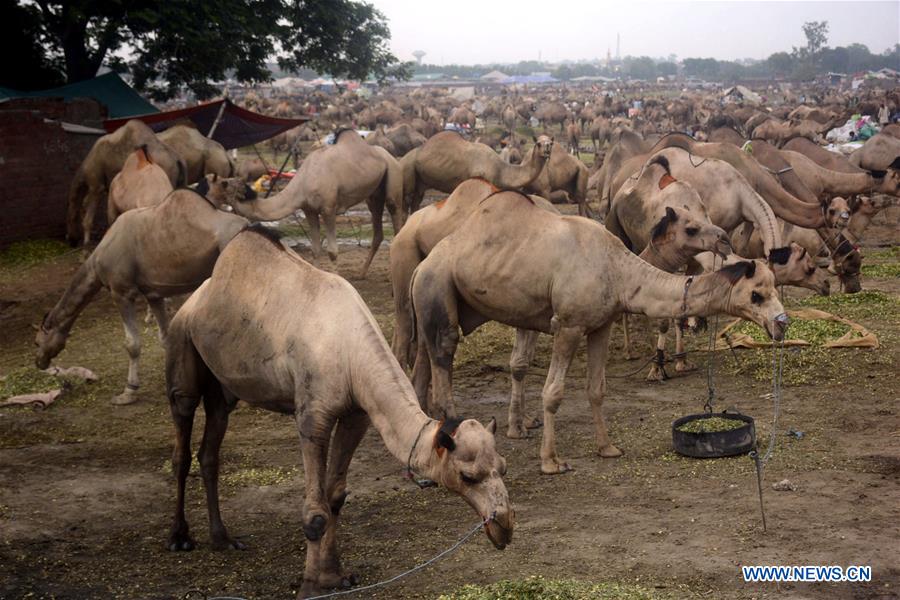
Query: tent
[[0, 72, 158, 118], [103, 98, 309, 150], [722, 85, 761, 104]]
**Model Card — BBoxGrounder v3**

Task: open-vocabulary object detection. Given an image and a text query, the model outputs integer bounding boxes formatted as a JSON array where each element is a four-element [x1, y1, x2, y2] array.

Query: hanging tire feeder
[[672, 411, 756, 458]]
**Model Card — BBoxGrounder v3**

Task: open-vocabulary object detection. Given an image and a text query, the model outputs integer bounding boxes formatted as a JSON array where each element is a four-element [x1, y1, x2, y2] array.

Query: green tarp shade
[[0, 72, 158, 118]]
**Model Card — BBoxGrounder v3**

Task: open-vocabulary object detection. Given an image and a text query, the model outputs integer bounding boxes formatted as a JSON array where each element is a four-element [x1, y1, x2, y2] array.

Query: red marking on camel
[[658, 173, 677, 190], [135, 147, 152, 169], [472, 177, 501, 194], [434, 199, 447, 210]]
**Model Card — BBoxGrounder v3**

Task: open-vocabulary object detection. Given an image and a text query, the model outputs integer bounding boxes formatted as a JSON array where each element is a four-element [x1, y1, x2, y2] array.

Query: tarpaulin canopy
[[104, 98, 309, 150], [0, 72, 158, 118]]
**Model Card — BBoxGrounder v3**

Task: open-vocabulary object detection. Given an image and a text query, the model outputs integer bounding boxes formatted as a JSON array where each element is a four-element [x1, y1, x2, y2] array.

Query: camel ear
[[745, 260, 757, 278], [767, 246, 791, 265], [435, 417, 464, 453], [485, 417, 497, 435], [195, 177, 210, 198], [532, 135, 538, 143]]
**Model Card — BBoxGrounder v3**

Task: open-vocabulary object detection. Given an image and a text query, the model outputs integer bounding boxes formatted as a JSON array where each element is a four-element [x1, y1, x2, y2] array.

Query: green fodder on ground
[[0, 367, 82, 400], [0, 239, 72, 273], [439, 577, 681, 600], [791, 290, 900, 321], [861, 262, 900, 278], [732, 318, 855, 346]]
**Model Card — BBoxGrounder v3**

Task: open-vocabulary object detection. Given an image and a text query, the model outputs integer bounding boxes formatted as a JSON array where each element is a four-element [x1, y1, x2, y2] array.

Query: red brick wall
[[0, 106, 101, 248]]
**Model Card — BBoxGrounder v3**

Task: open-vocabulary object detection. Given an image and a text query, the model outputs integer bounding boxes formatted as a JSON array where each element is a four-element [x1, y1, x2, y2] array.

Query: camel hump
[[135, 145, 152, 168], [239, 223, 286, 251]]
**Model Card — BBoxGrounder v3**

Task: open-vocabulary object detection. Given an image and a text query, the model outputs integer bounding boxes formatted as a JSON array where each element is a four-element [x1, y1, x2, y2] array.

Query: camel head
[[849, 193, 899, 218], [197, 174, 257, 210], [429, 417, 514, 550], [870, 169, 900, 197], [531, 135, 554, 160], [34, 313, 66, 369], [717, 259, 789, 341], [767, 243, 830, 296], [650, 206, 731, 259], [828, 236, 862, 294], [821, 196, 851, 229]]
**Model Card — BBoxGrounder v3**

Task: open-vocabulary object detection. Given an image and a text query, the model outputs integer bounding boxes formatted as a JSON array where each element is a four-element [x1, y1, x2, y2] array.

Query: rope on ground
[[606, 351, 688, 379], [181, 516, 490, 600]]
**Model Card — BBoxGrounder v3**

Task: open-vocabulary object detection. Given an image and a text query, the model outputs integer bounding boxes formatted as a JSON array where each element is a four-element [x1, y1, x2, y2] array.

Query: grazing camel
[[223, 129, 403, 278], [780, 150, 900, 207], [66, 120, 186, 246], [35, 183, 251, 405], [782, 137, 866, 174], [400, 131, 553, 214], [165, 226, 513, 599], [410, 192, 787, 473], [107, 147, 175, 224], [522, 142, 591, 217], [589, 116, 612, 152], [157, 125, 234, 183]]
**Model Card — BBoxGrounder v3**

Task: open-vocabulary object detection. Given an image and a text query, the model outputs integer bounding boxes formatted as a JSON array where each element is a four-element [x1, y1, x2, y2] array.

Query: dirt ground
[[1, 206, 898, 600]]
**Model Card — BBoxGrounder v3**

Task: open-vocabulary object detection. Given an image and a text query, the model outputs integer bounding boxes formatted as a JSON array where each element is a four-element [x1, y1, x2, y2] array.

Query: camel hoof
[[541, 460, 574, 475], [327, 251, 338, 262], [111, 391, 139, 406], [167, 532, 195, 552], [646, 366, 666, 382], [298, 579, 322, 599], [599, 444, 623, 458], [675, 360, 697, 373], [211, 536, 247, 551], [524, 415, 543, 429], [319, 572, 358, 589], [506, 425, 530, 439]]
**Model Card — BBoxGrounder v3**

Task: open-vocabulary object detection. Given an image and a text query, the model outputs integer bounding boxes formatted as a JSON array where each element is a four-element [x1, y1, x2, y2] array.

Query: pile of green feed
[[861, 263, 900, 278], [676, 416, 746, 434], [0, 368, 70, 400], [0, 239, 71, 272], [732, 318, 855, 346], [791, 290, 899, 321], [439, 577, 674, 600]]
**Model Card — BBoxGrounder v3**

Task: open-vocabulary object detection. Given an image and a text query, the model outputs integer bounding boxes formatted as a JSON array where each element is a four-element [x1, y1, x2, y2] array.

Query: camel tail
[[65, 164, 88, 245], [383, 157, 405, 225], [407, 265, 421, 351]]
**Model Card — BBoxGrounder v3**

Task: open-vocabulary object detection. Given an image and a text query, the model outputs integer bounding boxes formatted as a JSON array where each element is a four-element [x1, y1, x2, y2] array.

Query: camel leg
[[323, 207, 338, 263], [586, 322, 622, 457], [411, 336, 432, 413], [198, 381, 244, 551], [112, 295, 141, 405], [674, 323, 696, 372], [318, 411, 369, 590], [147, 297, 169, 342], [621, 314, 640, 360], [646, 319, 669, 381], [297, 414, 335, 599], [306, 211, 323, 257], [539, 323, 583, 474], [413, 271, 460, 419], [359, 198, 384, 278], [81, 187, 103, 247], [507, 329, 540, 439]]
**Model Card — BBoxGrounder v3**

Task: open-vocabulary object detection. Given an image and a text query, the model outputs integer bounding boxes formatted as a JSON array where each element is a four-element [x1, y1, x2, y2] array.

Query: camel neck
[[348, 320, 436, 474], [618, 251, 728, 318], [228, 176, 301, 221], [638, 239, 688, 273], [45, 259, 102, 337], [822, 170, 872, 197]]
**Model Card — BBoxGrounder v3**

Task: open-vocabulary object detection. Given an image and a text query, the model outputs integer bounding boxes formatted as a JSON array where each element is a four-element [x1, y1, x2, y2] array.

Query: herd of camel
[[35, 83, 900, 598]]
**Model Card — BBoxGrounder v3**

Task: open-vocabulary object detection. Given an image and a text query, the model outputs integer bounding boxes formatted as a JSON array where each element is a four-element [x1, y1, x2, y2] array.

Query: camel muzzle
[[484, 509, 514, 549], [770, 313, 790, 341]]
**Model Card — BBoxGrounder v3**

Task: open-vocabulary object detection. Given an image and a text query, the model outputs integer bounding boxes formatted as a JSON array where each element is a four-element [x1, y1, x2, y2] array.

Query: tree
[[802, 21, 829, 56], [766, 52, 794, 77], [1, 2, 65, 90], [3, 0, 410, 99]]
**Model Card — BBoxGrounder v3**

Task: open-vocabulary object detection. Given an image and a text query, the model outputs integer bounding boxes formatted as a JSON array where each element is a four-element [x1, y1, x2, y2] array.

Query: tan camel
[[751, 118, 827, 146], [35, 182, 251, 405], [589, 116, 612, 152], [157, 125, 233, 183], [107, 147, 175, 224], [400, 131, 553, 213], [164, 226, 513, 599], [849, 133, 900, 172], [781, 149, 900, 206], [384, 122, 427, 156], [502, 104, 517, 134], [366, 125, 397, 156], [782, 137, 865, 174], [410, 192, 787, 473], [222, 129, 403, 277], [66, 119, 186, 246], [565, 119, 580, 155], [522, 142, 591, 217]]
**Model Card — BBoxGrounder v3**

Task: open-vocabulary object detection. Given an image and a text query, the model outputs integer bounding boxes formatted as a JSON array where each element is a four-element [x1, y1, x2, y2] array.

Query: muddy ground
[[1, 206, 898, 600]]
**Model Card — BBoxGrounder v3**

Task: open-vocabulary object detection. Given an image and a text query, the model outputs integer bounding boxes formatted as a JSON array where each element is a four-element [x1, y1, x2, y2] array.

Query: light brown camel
[[157, 125, 234, 183], [223, 129, 403, 278], [782, 137, 866, 174], [106, 147, 175, 224], [384, 122, 427, 156], [36, 183, 252, 405], [66, 119, 186, 246], [565, 119, 580, 155], [366, 125, 397, 156], [410, 192, 787, 473], [501, 104, 517, 134], [849, 133, 900, 172], [522, 142, 591, 217], [589, 116, 612, 152], [781, 149, 900, 206], [400, 131, 553, 213], [164, 226, 513, 599], [751, 118, 826, 146]]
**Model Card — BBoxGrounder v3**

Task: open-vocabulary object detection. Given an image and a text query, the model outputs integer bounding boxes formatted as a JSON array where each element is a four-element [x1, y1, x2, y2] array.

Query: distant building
[[479, 70, 509, 82]]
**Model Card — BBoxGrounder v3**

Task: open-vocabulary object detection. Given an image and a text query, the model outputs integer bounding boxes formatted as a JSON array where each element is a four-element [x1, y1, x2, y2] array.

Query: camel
[[589, 116, 612, 152], [66, 119, 186, 246], [410, 191, 787, 473], [849, 133, 900, 172], [35, 182, 252, 405], [595, 127, 649, 215], [366, 125, 397, 156], [522, 142, 591, 217], [157, 125, 234, 183], [106, 147, 175, 224], [400, 131, 553, 214], [782, 137, 866, 174], [780, 149, 900, 205], [565, 119, 580, 155], [501, 104, 517, 134], [608, 147, 783, 254], [389, 178, 559, 369], [751, 118, 826, 146], [384, 123, 427, 156], [236, 157, 269, 182], [223, 129, 403, 278], [164, 226, 513, 599]]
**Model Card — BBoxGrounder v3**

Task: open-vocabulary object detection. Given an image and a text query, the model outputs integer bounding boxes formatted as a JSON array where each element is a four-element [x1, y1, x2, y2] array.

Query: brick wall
[[0, 103, 102, 248]]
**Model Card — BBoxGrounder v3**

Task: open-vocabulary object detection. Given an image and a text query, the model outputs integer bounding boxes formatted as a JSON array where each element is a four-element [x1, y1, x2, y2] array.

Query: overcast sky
[[371, 0, 900, 65]]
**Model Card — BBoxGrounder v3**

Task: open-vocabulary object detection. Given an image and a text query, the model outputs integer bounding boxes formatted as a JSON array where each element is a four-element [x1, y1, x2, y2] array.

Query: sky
[[370, 0, 900, 65]]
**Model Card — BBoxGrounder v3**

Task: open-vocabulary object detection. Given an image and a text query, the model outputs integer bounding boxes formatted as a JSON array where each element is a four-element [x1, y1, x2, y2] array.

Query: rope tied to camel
[[405, 418, 437, 489]]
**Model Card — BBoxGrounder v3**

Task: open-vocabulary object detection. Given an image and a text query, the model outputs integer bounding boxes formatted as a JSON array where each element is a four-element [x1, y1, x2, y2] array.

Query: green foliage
[[733, 319, 854, 346], [0, 368, 82, 400], [676, 416, 746, 433], [0, 239, 71, 271], [0, 3, 65, 90], [10, 0, 409, 99], [439, 577, 674, 600]]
